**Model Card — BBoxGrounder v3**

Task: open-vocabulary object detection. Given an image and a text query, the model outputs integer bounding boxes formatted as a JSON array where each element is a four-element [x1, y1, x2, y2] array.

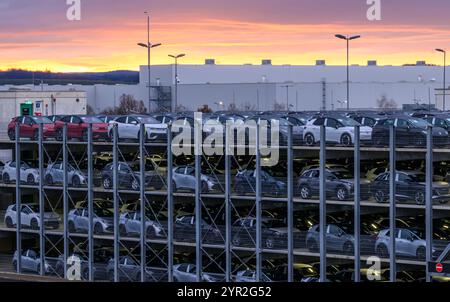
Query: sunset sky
[[1, 0, 450, 72]]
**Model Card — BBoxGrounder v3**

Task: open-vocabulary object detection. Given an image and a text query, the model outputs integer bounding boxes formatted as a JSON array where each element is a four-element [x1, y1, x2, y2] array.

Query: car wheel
[[340, 134, 352, 146], [32, 130, 39, 141], [416, 247, 426, 260], [304, 133, 315, 146], [56, 129, 63, 141], [307, 239, 318, 252], [232, 236, 241, 246], [336, 187, 349, 201], [8, 129, 15, 141], [94, 223, 103, 235], [299, 185, 312, 199], [2, 173, 9, 184], [377, 244, 389, 258], [68, 221, 76, 233], [72, 176, 81, 188], [5, 217, 13, 228], [131, 179, 139, 191], [45, 174, 53, 185], [374, 190, 387, 203], [31, 218, 39, 230], [415, 191, 425, 205], [343, 242, 354, 255], [103, 177, 112, 189], [27, 174, 35, 185]]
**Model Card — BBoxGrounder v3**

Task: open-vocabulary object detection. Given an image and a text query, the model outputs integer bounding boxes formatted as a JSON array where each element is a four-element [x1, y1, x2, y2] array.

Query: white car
[[119, 211, 165, 238], [172, 166, 220, 193], [173, 264, 221, 282], [2, 161, 39, 185], [303, 116, 372, 146], [109, 115, 167, 142], [12, 250, 52, 274], [4, 204, 61, 229]]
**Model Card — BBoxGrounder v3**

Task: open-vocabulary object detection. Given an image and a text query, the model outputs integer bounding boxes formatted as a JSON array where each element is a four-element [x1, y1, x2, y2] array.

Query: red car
[[54, 115, 109, 141], [7, 116, 56, 141]]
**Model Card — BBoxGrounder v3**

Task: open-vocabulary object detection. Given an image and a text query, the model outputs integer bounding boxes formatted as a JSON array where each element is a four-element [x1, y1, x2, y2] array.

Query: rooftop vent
[[262, 59, 272, 65], [205, 59, 215, 65], [416, 61, 426, 66], [368, 60, 377, 66], [316, 60, 326, 66]]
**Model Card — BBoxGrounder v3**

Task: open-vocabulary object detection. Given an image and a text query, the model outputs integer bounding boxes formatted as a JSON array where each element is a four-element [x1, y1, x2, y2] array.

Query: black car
[[413, 113, 450, 138], [173, 215, 222, 244], [346, 112, 386, 128], [231, 217, 302, 249], [370, 171, 450, 205], [101, 162, 165, 191], [233, 169, 287, 197], [297, 168, 370, 201], [372, 115, 448, 147]]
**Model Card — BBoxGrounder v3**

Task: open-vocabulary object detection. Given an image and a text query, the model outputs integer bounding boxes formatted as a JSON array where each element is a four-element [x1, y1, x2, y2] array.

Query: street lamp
[[436, 48, 447, 111], [335, 34, 361, 110], [138, 11, 162, 112], [169, 54, 186, 112]]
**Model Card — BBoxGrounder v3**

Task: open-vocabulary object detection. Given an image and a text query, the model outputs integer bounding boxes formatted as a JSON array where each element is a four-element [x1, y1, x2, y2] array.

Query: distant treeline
[[0, 69, 139, 85]]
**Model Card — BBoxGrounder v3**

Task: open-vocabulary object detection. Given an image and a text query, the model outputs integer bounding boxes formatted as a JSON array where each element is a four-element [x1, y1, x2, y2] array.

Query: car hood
[[269, 227, 301, 234], [145, 124, 167, 130], [43, 212, 60, 220]]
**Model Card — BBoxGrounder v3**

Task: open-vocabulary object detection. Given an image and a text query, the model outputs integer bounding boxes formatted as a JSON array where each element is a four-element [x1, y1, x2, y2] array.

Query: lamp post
[[335, 34, 361, 110], [138, 11, 161, 112], [436, 49, 447, 111], [169, 54, 186, 112]]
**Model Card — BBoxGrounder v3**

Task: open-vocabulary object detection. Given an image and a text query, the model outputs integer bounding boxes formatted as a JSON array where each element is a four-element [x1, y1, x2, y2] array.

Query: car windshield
[[337, 118, 360, 127], [330, 170, 353, 179], [81, 116, 102, 123], [409, 118, 429, 129], [94, 208, 114, 217], [136, 116, 160, 124], [295, 267, 318, 278], [31, 116, 53, 124]]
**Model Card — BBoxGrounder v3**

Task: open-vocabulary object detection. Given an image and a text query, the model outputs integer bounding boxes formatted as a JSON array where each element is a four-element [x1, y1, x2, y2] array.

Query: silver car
[[119, 211, 165, 238], [106, 256, 154, 282], [4, 204, 60, 230], [2, 161, 39, 185], [68, 208, 114, 234], [173, 263, 221, 282], [234, 270, 272, 282], [305, 224, 355, 254], [172, 166, 219, 193], [375, 228, 433, 259], [12, 250, 52, 274], [109, 115, 167, 141], [45, 162, 87, 187]]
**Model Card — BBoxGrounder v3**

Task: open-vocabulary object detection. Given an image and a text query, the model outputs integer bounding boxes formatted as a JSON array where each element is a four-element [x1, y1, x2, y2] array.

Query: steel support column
[[287, 125, 294, 282], [167, 124, 174, 282], [389, 125, 397, 282], [87, 124, 94, 281], [319, 125, 327, 282], [225, 124, 232, 282], [425, 126, 433, 282], [255, 123, 262, 282], [38, 124, 45, 276], [354, 125, 361, 282], [195, 117, 202, 282], [113, 124, 119, 282], [14, 123, 21, 274], [139, 123, 146, 282], [63, 124, 69, 279]]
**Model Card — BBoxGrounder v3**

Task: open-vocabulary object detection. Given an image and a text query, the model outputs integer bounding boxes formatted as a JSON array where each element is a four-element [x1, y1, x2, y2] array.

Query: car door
[[80, 209, 89, 231], [327, 225, 342, 251], [309, 170, 320, 195], [325, 171, 339, 197], [395, 119, 410, 146], [119, 163, 132, 188], [19, 161, 29, 182], [397, 229, 412, 256], [22, 117, 35, 137], [310, 118, 324, 141], [122, 257, 137, 280], [22, 250, 34, 271], [185, 167, 196, 190], [126, 117, 140, 139], [186, 264, 197, 282], [53, 163, 63, 183], [395, 172, 410, 200], [325, 118, 340, 143], [21, 205, 31, 226], [177, 167, 188, 189], [130, 212, 140, 234], [114, 116, 128, 138]]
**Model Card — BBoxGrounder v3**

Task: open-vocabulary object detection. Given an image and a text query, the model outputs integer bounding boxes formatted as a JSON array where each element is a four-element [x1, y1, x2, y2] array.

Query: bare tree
[[228, 103, 238, 112], [100, 94, 147, 115], [197, 105, 213, 113], [86, 104, 95, 115], [377, 94, 398, 109]]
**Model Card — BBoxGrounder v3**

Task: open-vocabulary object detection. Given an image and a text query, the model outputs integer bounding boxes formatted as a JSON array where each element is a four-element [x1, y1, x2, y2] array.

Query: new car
[[173, 264, 222, 282], [2, 161, 39, 185], [270, 263, 319, 282], [232, 217, 301, 249], [370, 171, 450, 205], [46, 115, 65, 123], [12, 250, 53, 274], [297, 168, 370, 201], [173, 215, 222, 243], [375, 228, 433, 259], [54, 115, 109, 141], [4, 204, 60, 230], [44, 162, 87, 187], [119, 211, 165, 238], [109, 115, 167, 142], [68, 207, 114, 234], [372, 115, 448, 147], [306, 224, 355, 254], [234, 270, 272, 282], [106, 256, 154, 282], [101, 162, 165, 191], [302, 116, 372, 146], [172, 166, 220, 193], [233, 169, 287, 197], [7, 116, 56, 141], [55, 252, 109, 280]]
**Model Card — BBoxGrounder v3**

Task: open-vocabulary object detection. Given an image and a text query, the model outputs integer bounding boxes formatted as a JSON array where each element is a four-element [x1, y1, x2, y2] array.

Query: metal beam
[[14, 122, 21, 274], [287, 125, 294, 282], [195, 116, 202, 282], [425, 126, 433, 282], [354, 125, 361, 282], [139, 123, 146, 282], [38, 124, 45, 276], [63, 124, 69, 280], [87, 124, 94, 281], [167, 124, 174, 282], [112, 124, 119, 282], [225, 124, 232, 282], [389, 125, 397, 282], [319, 125, 327, 282], [255, 123, 262, 282]]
